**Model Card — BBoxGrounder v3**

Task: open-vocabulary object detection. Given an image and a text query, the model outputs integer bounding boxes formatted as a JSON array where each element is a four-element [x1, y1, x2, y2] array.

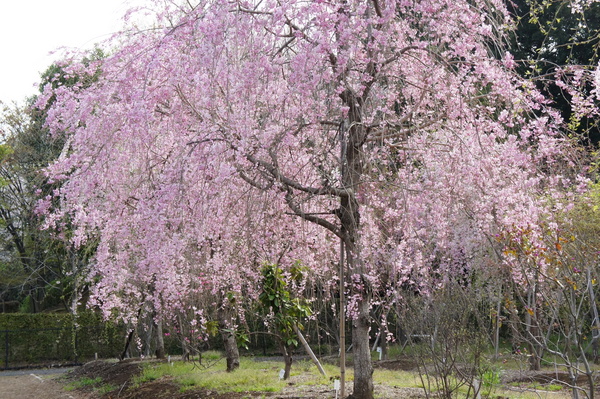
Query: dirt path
[[0, 371, 94, 399]]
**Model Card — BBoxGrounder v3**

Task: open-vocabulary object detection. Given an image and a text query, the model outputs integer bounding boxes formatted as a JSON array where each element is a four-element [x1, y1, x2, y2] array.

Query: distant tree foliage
[[0, 49, 104, 313], [509, 0, 600, 143]]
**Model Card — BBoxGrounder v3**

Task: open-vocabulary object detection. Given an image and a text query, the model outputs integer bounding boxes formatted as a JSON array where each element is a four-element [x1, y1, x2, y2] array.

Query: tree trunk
[[181, 341, 190, 361], [280, 342, 293, 380], [340, 238, 347, 397], [587, 268, 600, 363], [222, 330, 240, 372], [526, 285, 541, 371], [528, 346, 541, 371], [143, 319, 154, 357], [338, 87, 373, 399], [218, 307, 240, 372], [121, 327, 135, 360], [155, 319, 166, 359], [493, 297, 502, 360], [381, 327, 388, 361], [350, 296, 374, 399]]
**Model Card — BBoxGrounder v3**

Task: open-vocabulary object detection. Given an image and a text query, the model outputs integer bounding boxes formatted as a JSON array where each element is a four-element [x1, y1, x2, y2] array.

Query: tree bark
[[587, 268, 600, 363], [121, 327, 135, 360], [350, 296, 374, 399], [381, 326, 389, 361], [339, 86, 373, 399], [526, 284, 541, 371], [143, 318, 154, 357], [218, 307, 240, 372], [155, 319, 166, 359], [280, 341, 293, 380], [222, 328, 240, 372]]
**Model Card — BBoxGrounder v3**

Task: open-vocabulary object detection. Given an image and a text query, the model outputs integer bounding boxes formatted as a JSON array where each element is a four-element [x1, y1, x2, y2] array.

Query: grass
[[130, 347, 589, 399], [508, 381, 566, 392], [136, 351, 351, 394], [289, 359, 345, 384], [373, 368, 423, 389], [137, 352, 289, 393], [64, 376, 102, 391], [63, 376, 117, 395], [96, 383, 118, 395]]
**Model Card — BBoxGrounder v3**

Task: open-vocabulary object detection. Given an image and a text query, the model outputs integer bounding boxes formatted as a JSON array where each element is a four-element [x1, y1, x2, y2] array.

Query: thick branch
[[175, 85, 204, 122], [233, 4, 273, 16], [246, 154, 351, 198], [237, 168, 274, 191], [372, 0, 383, 18], [284, 189, 342, 240]]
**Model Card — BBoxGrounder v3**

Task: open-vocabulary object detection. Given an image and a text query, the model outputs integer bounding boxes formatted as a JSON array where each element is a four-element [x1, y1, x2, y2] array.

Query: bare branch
[[366, 115, 445, 143], [175, 85, 204, 122], [238, 169, 274, 191], [274, 36, 297, 57], [246, 154, 352, 198], [284, 189, 342, 239], [382, 46, 422, 67], [233, 4, 273, 15]]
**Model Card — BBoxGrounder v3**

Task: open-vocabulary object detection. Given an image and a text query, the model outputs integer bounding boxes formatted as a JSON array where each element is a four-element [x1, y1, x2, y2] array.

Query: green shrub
[[0, 312, 123, 366]]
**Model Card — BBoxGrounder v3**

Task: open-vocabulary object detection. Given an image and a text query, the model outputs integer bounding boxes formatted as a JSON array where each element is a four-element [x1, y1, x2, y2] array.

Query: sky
[[0, 0, 134, 106]]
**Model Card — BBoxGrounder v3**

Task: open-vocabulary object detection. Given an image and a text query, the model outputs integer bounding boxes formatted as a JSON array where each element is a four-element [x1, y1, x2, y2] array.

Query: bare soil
[[0, 373, 95, 399], [69, 359, 143, 392]]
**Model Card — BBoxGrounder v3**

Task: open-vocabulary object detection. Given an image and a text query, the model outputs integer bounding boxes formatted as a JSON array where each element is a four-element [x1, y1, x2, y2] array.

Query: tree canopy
[[36, 0, 593, 397]]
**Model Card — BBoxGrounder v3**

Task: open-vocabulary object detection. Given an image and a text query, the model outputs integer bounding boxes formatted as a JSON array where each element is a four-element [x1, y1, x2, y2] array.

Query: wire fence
[[1, 325, 122, 370]]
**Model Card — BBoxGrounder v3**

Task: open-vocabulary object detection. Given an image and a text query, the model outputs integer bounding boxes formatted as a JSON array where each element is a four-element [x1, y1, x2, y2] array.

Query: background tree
[[509, 0, 600, 143], [0, 50, 103, 313], [0, 102, 72, 312], [499, 195, 600, 397]]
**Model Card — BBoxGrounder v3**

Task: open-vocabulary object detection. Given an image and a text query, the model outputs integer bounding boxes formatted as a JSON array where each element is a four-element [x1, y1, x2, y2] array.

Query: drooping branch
[[175, 85, 204, 122]]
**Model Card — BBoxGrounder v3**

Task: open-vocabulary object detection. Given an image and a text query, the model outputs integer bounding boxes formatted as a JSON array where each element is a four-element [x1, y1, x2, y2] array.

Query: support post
[[340, 238, 346, 398], [293, 324, 327, 377]]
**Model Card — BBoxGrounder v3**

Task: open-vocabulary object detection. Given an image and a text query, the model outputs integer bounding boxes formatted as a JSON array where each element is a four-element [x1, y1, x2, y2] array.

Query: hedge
[[0, 312, 123, 368]]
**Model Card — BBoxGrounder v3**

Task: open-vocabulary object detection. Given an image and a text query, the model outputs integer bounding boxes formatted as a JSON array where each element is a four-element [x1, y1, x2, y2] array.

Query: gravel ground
[[0, 368, 95, 399], [0, 367, 74, 377]]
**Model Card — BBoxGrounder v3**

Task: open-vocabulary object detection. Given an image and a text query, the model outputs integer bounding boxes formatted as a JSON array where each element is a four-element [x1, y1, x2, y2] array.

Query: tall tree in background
[[40, 1, 578, 397], [0, 101, 70, 312], [0, 52, 102, 312]]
